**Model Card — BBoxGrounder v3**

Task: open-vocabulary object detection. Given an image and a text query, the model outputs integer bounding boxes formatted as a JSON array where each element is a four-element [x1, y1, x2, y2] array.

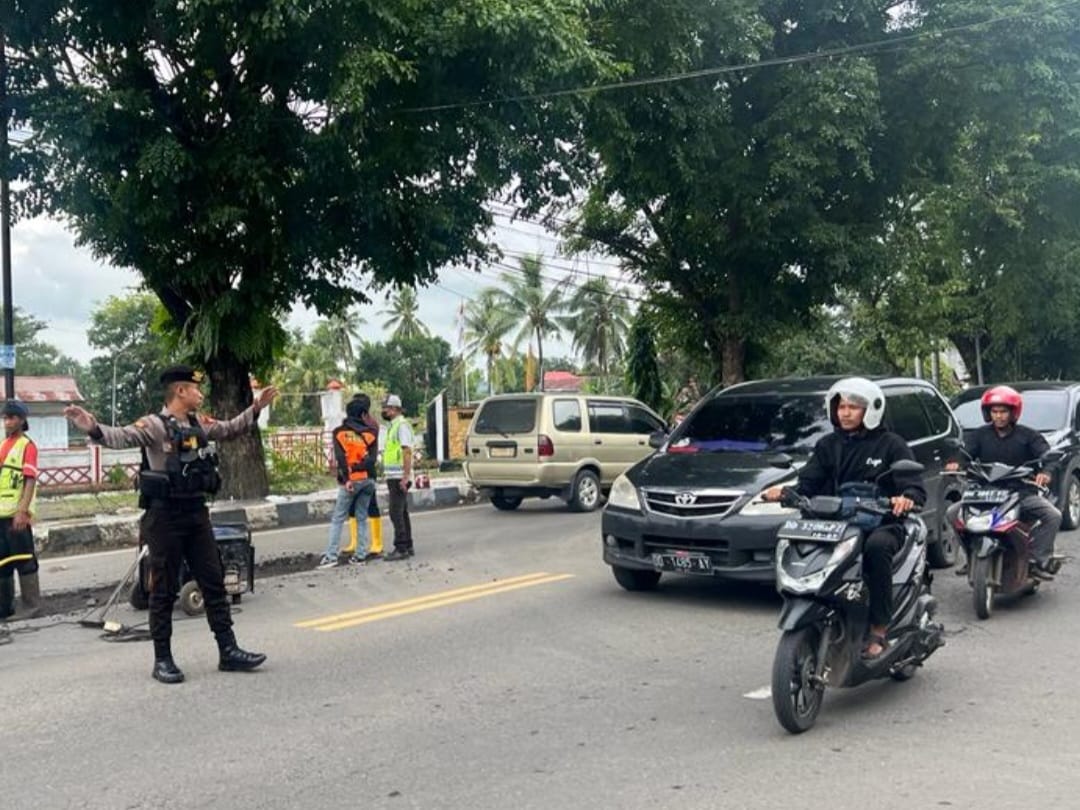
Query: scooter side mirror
[[944, 437, 964, 450], [767, 453, 794, 469]]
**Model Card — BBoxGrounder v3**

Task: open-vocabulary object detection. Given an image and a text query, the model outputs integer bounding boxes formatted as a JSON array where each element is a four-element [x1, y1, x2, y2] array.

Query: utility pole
[[0, 28, 15, 401]]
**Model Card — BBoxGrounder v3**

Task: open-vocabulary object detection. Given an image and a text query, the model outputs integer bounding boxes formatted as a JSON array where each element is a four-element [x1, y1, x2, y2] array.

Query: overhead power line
[[398, 0, 1080, 114]]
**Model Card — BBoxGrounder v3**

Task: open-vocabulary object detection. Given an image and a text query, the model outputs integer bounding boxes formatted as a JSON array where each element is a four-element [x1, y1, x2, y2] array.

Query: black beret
[[2, 400, 28, 419], [159, 365, 206, 386]]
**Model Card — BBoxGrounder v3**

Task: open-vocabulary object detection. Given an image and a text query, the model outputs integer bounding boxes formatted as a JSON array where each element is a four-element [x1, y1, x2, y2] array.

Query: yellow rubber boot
[[368, 516, 383, 555], [343, 517, 359, 555]]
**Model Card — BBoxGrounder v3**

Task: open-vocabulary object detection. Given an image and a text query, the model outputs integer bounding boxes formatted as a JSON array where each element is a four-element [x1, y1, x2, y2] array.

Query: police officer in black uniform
[[65, 366, 278, 684]]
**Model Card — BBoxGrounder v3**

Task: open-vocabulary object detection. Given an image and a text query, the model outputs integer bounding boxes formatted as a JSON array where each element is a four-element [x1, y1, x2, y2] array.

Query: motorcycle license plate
[[777, 519, 848, 542], [962, 488, 1010, 503], [652, 551, 712, 574]]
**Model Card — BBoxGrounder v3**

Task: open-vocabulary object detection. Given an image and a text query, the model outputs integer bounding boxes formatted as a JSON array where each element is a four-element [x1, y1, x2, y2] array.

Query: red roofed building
[[543, 370, 584, 392], [0, 375, 86, 449]]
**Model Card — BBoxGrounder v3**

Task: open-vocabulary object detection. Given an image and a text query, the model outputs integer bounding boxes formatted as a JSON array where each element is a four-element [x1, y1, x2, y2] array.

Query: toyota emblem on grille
[[675, 492, 697, 506]]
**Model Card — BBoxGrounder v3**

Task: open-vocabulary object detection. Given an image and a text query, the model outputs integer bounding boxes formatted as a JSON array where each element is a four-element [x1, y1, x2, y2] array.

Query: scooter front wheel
[[972, 556, 994, 620], [772, 626, 824, 734]]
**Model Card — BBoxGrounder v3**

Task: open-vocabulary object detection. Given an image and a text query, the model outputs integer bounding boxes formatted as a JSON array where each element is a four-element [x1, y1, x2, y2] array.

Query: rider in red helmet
[[946, 385, 1060, 579]]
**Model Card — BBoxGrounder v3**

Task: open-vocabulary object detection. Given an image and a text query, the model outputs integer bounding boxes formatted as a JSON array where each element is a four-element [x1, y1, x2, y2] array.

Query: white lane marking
[[743, 686, 772, 700]]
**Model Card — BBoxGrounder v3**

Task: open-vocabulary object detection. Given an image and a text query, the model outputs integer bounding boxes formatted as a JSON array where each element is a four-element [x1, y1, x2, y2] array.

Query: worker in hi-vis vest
[[0, 400, 42, 620], [380, 395, 414, 560]]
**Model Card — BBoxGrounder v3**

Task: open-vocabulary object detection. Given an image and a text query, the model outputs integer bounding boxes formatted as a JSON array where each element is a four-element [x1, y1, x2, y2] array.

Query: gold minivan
[[463, 393, 667, 511]]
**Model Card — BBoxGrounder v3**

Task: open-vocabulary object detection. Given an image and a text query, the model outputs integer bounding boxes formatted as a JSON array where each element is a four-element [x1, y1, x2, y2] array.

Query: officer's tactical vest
[[137, 414, 222, 505], [0, 435, 36, 518]]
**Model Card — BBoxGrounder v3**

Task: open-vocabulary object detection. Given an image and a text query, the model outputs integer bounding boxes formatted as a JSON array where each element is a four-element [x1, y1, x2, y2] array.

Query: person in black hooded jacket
[[765, 378, 926, 659], [318, 393, 378, 568]]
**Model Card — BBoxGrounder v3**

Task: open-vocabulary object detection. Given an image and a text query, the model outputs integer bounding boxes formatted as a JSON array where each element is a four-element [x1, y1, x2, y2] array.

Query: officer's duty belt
[[145, 497, 207, 513]]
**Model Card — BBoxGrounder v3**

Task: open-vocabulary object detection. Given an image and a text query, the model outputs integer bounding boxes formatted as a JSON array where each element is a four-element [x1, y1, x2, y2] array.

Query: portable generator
[[129, 522, 256, 616]]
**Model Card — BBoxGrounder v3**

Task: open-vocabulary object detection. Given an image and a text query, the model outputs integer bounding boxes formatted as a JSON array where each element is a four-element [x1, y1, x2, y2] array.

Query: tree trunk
[[536, 327, 544, 392], [721, 336, 746, 386], [205, 349, 269, 500]]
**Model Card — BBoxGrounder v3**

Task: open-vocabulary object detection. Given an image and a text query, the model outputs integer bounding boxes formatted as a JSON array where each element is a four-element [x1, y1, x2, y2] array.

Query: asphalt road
[[3, 501, 1079, 810]]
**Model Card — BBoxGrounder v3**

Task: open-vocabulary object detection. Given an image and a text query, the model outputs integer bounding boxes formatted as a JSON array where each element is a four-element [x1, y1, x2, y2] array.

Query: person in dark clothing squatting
[[945, 385, 1061, 580], [764, 378, 926, 660], [64, 366, 278, 684]]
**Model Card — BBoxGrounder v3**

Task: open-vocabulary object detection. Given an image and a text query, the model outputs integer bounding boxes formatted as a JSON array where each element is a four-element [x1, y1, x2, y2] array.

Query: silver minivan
[[464, 393, 667, 511]]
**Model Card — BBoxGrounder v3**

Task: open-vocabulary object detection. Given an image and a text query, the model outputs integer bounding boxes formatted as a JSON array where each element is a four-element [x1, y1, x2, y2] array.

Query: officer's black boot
[[152, 639, 185, 684], [216, 631, 266, 672]]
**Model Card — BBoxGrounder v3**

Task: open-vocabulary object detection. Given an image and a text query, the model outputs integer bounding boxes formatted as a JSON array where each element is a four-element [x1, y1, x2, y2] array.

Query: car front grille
[[640, 488, 744, 519]]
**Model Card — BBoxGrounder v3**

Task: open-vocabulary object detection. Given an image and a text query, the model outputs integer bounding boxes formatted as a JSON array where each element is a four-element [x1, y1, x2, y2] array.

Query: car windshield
[[953, 390, 1068, 432], [671, 394, 831, 453]]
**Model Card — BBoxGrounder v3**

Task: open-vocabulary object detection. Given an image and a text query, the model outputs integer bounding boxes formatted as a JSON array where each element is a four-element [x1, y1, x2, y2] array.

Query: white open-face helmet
[[825, 377, 885, 430]]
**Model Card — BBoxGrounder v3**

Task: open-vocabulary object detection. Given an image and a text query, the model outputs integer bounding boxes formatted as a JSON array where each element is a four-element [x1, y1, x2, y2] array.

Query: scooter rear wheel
[[972, 556, 994, 620], [772, 627, 824, 734]]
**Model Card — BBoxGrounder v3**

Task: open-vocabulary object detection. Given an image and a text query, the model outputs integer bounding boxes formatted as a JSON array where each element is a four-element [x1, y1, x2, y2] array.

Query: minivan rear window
[[673, 394, 831, 453], [473, 399, 537, 434]]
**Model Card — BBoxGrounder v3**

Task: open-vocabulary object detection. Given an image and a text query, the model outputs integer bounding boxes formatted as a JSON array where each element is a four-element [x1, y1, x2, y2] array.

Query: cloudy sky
[[11, 210, 631, 369]]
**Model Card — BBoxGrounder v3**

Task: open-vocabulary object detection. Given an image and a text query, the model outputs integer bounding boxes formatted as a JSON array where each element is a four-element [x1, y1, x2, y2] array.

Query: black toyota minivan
[[601, 376, 964, 591]]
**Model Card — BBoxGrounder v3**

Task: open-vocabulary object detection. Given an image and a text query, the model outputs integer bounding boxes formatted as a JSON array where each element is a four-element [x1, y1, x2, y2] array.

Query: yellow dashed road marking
[[295, 572, 575, 632]]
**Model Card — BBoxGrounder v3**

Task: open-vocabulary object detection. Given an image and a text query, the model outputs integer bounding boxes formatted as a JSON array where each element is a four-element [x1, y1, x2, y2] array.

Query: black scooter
[[770, 460, 945, 734]]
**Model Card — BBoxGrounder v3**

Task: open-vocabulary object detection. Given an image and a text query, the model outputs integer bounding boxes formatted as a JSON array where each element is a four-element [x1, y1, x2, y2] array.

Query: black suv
[[951, 381, 1080, 530], [602, 376, 963, 590]]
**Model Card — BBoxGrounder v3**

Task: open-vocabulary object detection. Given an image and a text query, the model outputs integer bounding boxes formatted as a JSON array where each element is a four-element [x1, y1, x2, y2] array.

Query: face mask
[[381, 411, 392, 420]]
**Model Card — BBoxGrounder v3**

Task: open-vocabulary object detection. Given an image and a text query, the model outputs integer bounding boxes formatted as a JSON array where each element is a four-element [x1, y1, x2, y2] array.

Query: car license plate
[[652, 551, 712, 574], [489, 446, 516, 458]]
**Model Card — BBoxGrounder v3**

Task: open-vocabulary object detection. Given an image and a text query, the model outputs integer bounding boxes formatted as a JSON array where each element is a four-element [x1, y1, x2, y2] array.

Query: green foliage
[[624, 316, 663, 414], [493, 255, 566, 389], [8, 0, 613, 497], [560, 276, 631, 381], [105, 464, 129, 486], [461, 289, 517, 395], [82, 294, 182, 425], [354, 335, 453, 415], [265, 447, 333, 495], [380, 289, 430, 343]]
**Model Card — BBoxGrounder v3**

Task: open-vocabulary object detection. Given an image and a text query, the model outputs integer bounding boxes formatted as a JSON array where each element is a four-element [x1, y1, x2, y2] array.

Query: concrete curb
[[37, 480, 478, 557]]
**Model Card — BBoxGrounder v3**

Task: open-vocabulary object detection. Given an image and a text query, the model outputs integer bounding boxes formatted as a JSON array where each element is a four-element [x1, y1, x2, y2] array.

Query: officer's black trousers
[[862, 526, 903, 628], [141, 505, 232, 658], [386, 479, 413, 552]]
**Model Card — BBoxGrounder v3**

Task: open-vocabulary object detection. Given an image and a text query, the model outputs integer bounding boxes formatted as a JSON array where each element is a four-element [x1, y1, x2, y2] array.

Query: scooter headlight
[[964, 513, 993, 533], [775, 536, 859, 594]]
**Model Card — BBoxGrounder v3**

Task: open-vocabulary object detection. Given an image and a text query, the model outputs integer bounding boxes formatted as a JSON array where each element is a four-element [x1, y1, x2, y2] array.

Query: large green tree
[[565, 0, 973, 384], [7, 0, 609, 496]]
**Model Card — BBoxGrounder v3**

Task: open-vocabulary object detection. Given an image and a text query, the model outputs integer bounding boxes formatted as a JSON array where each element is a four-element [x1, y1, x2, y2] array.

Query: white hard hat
[[825, 377, 885, 430], [384, 395, 402, 409]]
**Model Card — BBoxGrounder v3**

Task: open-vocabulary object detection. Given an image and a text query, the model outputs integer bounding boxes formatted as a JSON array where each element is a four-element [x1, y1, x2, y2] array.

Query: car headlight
[[606, 474, 641, 512]]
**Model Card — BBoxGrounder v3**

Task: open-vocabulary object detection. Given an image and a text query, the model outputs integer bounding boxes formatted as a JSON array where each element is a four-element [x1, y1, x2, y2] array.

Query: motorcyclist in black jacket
[[764, 377, 927, 659], [945, 385, 1060, 580]]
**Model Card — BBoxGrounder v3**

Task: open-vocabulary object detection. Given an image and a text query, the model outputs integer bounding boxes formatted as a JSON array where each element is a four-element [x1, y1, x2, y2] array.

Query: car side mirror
[[648, 430, 668, 450], [766, 453, 794, 469]]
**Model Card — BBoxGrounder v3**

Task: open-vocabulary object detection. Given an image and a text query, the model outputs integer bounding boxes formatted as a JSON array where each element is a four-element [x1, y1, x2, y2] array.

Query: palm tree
[[561, 276, 631, 392], [380, 288, 430, 342], [495, 255, 565, 391], [461, 290, 516, 395], [315, 308, 366, 374]]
